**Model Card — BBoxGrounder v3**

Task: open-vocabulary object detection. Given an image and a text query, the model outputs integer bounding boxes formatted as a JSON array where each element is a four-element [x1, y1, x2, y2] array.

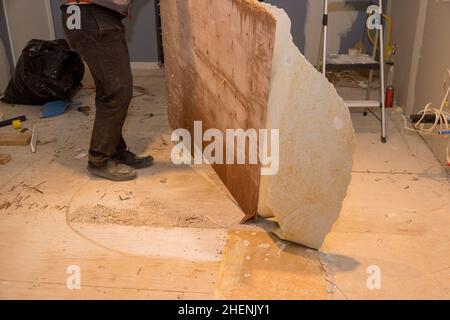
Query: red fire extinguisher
[[385, 86, 395, 108]]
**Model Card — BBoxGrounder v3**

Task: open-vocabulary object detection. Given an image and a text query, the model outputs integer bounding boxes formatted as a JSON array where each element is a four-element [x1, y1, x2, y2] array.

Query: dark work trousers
[[62, 4, 133, 166]]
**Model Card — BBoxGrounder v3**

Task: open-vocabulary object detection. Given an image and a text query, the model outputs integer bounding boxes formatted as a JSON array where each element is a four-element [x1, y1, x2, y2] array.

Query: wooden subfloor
[[0, 72, 449, 299]]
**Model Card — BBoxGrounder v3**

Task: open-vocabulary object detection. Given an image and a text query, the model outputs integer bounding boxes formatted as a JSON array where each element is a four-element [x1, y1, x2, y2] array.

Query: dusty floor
[[0, 69, 449, 299]]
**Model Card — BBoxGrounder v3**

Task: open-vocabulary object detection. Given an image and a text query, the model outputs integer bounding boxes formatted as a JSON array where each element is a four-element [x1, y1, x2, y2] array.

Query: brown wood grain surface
[[160, 0, 276, 220]]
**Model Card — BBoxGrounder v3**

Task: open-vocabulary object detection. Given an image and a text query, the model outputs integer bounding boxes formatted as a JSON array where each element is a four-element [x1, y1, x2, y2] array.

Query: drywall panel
[[304, 0, 361, 65], [161, 0, 276, 219], [303, 0, 323, 64], [390, 0, 425, 115], [2, 0, 55, 65], [258, 3, 355, 249]]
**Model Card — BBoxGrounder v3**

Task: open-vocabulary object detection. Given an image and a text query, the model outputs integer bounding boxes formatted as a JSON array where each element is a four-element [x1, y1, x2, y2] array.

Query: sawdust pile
[[68, 204, 223, 229]]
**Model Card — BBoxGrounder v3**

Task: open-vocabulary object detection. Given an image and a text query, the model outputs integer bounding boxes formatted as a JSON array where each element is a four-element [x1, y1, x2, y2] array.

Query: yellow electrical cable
[[367, 13, 394, 60]]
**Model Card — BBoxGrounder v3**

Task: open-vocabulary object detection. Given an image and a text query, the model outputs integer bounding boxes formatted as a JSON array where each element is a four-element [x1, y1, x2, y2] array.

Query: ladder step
[[345, 100, 381, 108], [326, 63, 380, 71], [327, 54, 378, 65], [326, 54, 380, 70]]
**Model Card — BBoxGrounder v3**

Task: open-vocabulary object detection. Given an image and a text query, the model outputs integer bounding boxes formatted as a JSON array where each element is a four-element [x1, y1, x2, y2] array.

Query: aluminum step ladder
[[322, 0, 387, 143]]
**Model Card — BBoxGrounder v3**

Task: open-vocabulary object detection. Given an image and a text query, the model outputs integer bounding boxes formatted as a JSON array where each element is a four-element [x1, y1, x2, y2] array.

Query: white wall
[[0, 38, 9, 94], [2, 0, 55, 66]]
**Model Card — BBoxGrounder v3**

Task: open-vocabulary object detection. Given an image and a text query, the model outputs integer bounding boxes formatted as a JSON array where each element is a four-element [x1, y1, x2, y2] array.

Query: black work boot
[[88, 159, 137, 181], [115, 150, 154, 169]]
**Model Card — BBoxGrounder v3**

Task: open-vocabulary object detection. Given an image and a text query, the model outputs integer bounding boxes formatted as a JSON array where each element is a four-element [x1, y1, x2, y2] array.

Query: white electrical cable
[[403, 69, 450, 165]]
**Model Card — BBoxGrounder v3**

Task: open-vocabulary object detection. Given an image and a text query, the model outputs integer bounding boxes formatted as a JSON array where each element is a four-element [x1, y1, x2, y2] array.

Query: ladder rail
[[365, 29, 379, 100], [322, 0, 328, 76], [378, 0, 387, 142], [321, 0, 387, 143]]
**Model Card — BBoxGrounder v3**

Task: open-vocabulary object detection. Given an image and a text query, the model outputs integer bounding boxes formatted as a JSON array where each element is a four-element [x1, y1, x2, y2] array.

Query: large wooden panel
[[160, 0, 276, 219]]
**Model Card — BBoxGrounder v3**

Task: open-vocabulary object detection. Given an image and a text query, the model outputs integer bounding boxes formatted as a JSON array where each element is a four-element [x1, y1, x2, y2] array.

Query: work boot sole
[[88, 166, 137, 182]]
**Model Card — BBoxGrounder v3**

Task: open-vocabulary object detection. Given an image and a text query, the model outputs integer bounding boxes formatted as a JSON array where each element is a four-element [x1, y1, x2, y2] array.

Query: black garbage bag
[[1, 39, 84, 105]]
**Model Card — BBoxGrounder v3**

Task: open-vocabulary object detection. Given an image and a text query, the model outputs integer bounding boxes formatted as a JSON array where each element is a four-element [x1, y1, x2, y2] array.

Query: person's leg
[[113, 135, 154, 169], [62, 4, 136, 180], [75, 6, 132, 164], [116, 136, 128, 154]]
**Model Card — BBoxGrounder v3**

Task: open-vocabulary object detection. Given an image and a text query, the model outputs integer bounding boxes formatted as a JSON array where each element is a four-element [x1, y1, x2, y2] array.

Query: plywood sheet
[[160, 0, 276, 219]]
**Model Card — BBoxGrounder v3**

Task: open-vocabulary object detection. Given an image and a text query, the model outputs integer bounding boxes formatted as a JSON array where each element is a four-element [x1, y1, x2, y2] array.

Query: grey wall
[[266, 0, 380, 64], [51, 0, 159, 62], [338, 1, 372, 54], [2, 0, 378, 67], [124, 0, 159, 62], [265, 0, 307, 52], [3, 1, 383, 70], [50, 0, 64, 39]]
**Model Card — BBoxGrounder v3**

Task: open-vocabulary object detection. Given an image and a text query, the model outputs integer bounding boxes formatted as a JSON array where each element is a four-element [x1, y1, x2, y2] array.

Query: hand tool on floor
[[0, 115, 27, 128], [30, 126, 38, 153], [12, 119, 22, 129], [41, 100, 82, 118]]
